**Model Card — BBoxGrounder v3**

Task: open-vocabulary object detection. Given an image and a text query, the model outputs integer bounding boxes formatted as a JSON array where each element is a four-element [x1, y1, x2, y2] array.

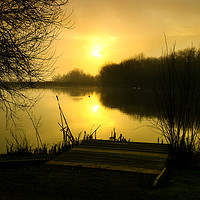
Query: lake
[[0, 86, 162, 153]]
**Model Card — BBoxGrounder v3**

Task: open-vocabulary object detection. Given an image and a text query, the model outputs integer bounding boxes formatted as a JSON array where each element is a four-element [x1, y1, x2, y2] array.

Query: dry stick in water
[[56, 95, 75, 145], [90, 125, 101, 140]]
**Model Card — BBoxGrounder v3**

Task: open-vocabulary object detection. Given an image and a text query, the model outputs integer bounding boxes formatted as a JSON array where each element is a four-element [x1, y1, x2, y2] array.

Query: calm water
[[0, 86, 161, 153]]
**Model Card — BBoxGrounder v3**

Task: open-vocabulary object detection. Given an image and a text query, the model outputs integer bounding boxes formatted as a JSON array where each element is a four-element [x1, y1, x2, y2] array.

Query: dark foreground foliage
[[1, 163, 200, 200]]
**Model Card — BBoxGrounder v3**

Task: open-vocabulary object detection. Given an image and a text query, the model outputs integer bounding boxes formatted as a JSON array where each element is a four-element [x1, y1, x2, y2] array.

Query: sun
[[91, 46, 102, 58], [88, 36, 116, 60], [92, 48, 101, 58]]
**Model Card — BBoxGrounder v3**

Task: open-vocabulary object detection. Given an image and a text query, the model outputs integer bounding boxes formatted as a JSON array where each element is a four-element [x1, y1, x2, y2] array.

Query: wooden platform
[[47, 140, 169, 175]]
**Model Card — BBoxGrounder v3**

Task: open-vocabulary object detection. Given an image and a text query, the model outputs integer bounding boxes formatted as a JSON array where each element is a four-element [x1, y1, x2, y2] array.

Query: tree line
[[52, 47, 200, 89]]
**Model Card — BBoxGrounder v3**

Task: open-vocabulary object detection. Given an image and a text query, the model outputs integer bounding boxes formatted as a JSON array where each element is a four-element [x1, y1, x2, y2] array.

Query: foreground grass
[[0, 163, 200, 200], [0, 163, 154, 200], [160, 167, 200, 200]]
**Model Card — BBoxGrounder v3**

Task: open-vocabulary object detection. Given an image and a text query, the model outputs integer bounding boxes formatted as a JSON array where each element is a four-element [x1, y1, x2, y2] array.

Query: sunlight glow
[[91, 45, 102, 59], [92, 47, 101, 58], [92, 105, 99, 112], [89, 36, 116, 60]]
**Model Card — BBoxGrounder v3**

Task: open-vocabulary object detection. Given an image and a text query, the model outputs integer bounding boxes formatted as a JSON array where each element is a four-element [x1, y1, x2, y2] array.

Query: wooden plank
[[47, 160, 164, 175], [47, 140, 168, 175]]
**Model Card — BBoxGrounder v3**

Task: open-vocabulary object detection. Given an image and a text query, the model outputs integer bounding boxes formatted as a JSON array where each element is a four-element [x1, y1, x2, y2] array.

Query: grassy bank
[[0, 162, 200, 200]]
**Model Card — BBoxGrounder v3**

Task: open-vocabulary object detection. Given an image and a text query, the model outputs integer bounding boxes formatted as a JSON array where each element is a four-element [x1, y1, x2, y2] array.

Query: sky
[[53, 0, 200, 76]]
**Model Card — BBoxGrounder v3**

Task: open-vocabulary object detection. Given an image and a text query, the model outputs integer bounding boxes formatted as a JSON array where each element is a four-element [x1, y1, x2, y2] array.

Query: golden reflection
[[92, 104, 99, 112]]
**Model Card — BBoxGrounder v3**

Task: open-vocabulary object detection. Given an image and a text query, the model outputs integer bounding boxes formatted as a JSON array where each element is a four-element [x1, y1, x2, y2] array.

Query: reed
[[154, 39, 200, 167], [4, 96, 101, 157], [109, 128, 131, 142]]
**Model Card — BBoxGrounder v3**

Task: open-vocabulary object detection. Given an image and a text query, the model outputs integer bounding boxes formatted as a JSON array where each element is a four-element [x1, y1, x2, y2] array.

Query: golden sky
[[54, 0, 200, 76]]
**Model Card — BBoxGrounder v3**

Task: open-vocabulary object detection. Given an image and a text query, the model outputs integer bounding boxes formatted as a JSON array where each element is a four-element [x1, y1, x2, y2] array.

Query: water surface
[[0, 87, 161, 153]]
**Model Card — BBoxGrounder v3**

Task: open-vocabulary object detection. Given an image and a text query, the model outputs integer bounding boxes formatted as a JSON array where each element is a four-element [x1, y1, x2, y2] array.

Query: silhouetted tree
[[52, 68, 96, 85], [0, 0, 72, 114], [98, 54, 160, 88]]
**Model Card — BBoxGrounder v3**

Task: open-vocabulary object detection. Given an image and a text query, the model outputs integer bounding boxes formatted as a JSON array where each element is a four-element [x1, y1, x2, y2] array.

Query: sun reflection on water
[[92, 105, 99, 112]]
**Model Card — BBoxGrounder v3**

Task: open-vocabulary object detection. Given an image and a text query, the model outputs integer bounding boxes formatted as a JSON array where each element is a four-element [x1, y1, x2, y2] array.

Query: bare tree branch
[[0, 0, 73, 119]]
